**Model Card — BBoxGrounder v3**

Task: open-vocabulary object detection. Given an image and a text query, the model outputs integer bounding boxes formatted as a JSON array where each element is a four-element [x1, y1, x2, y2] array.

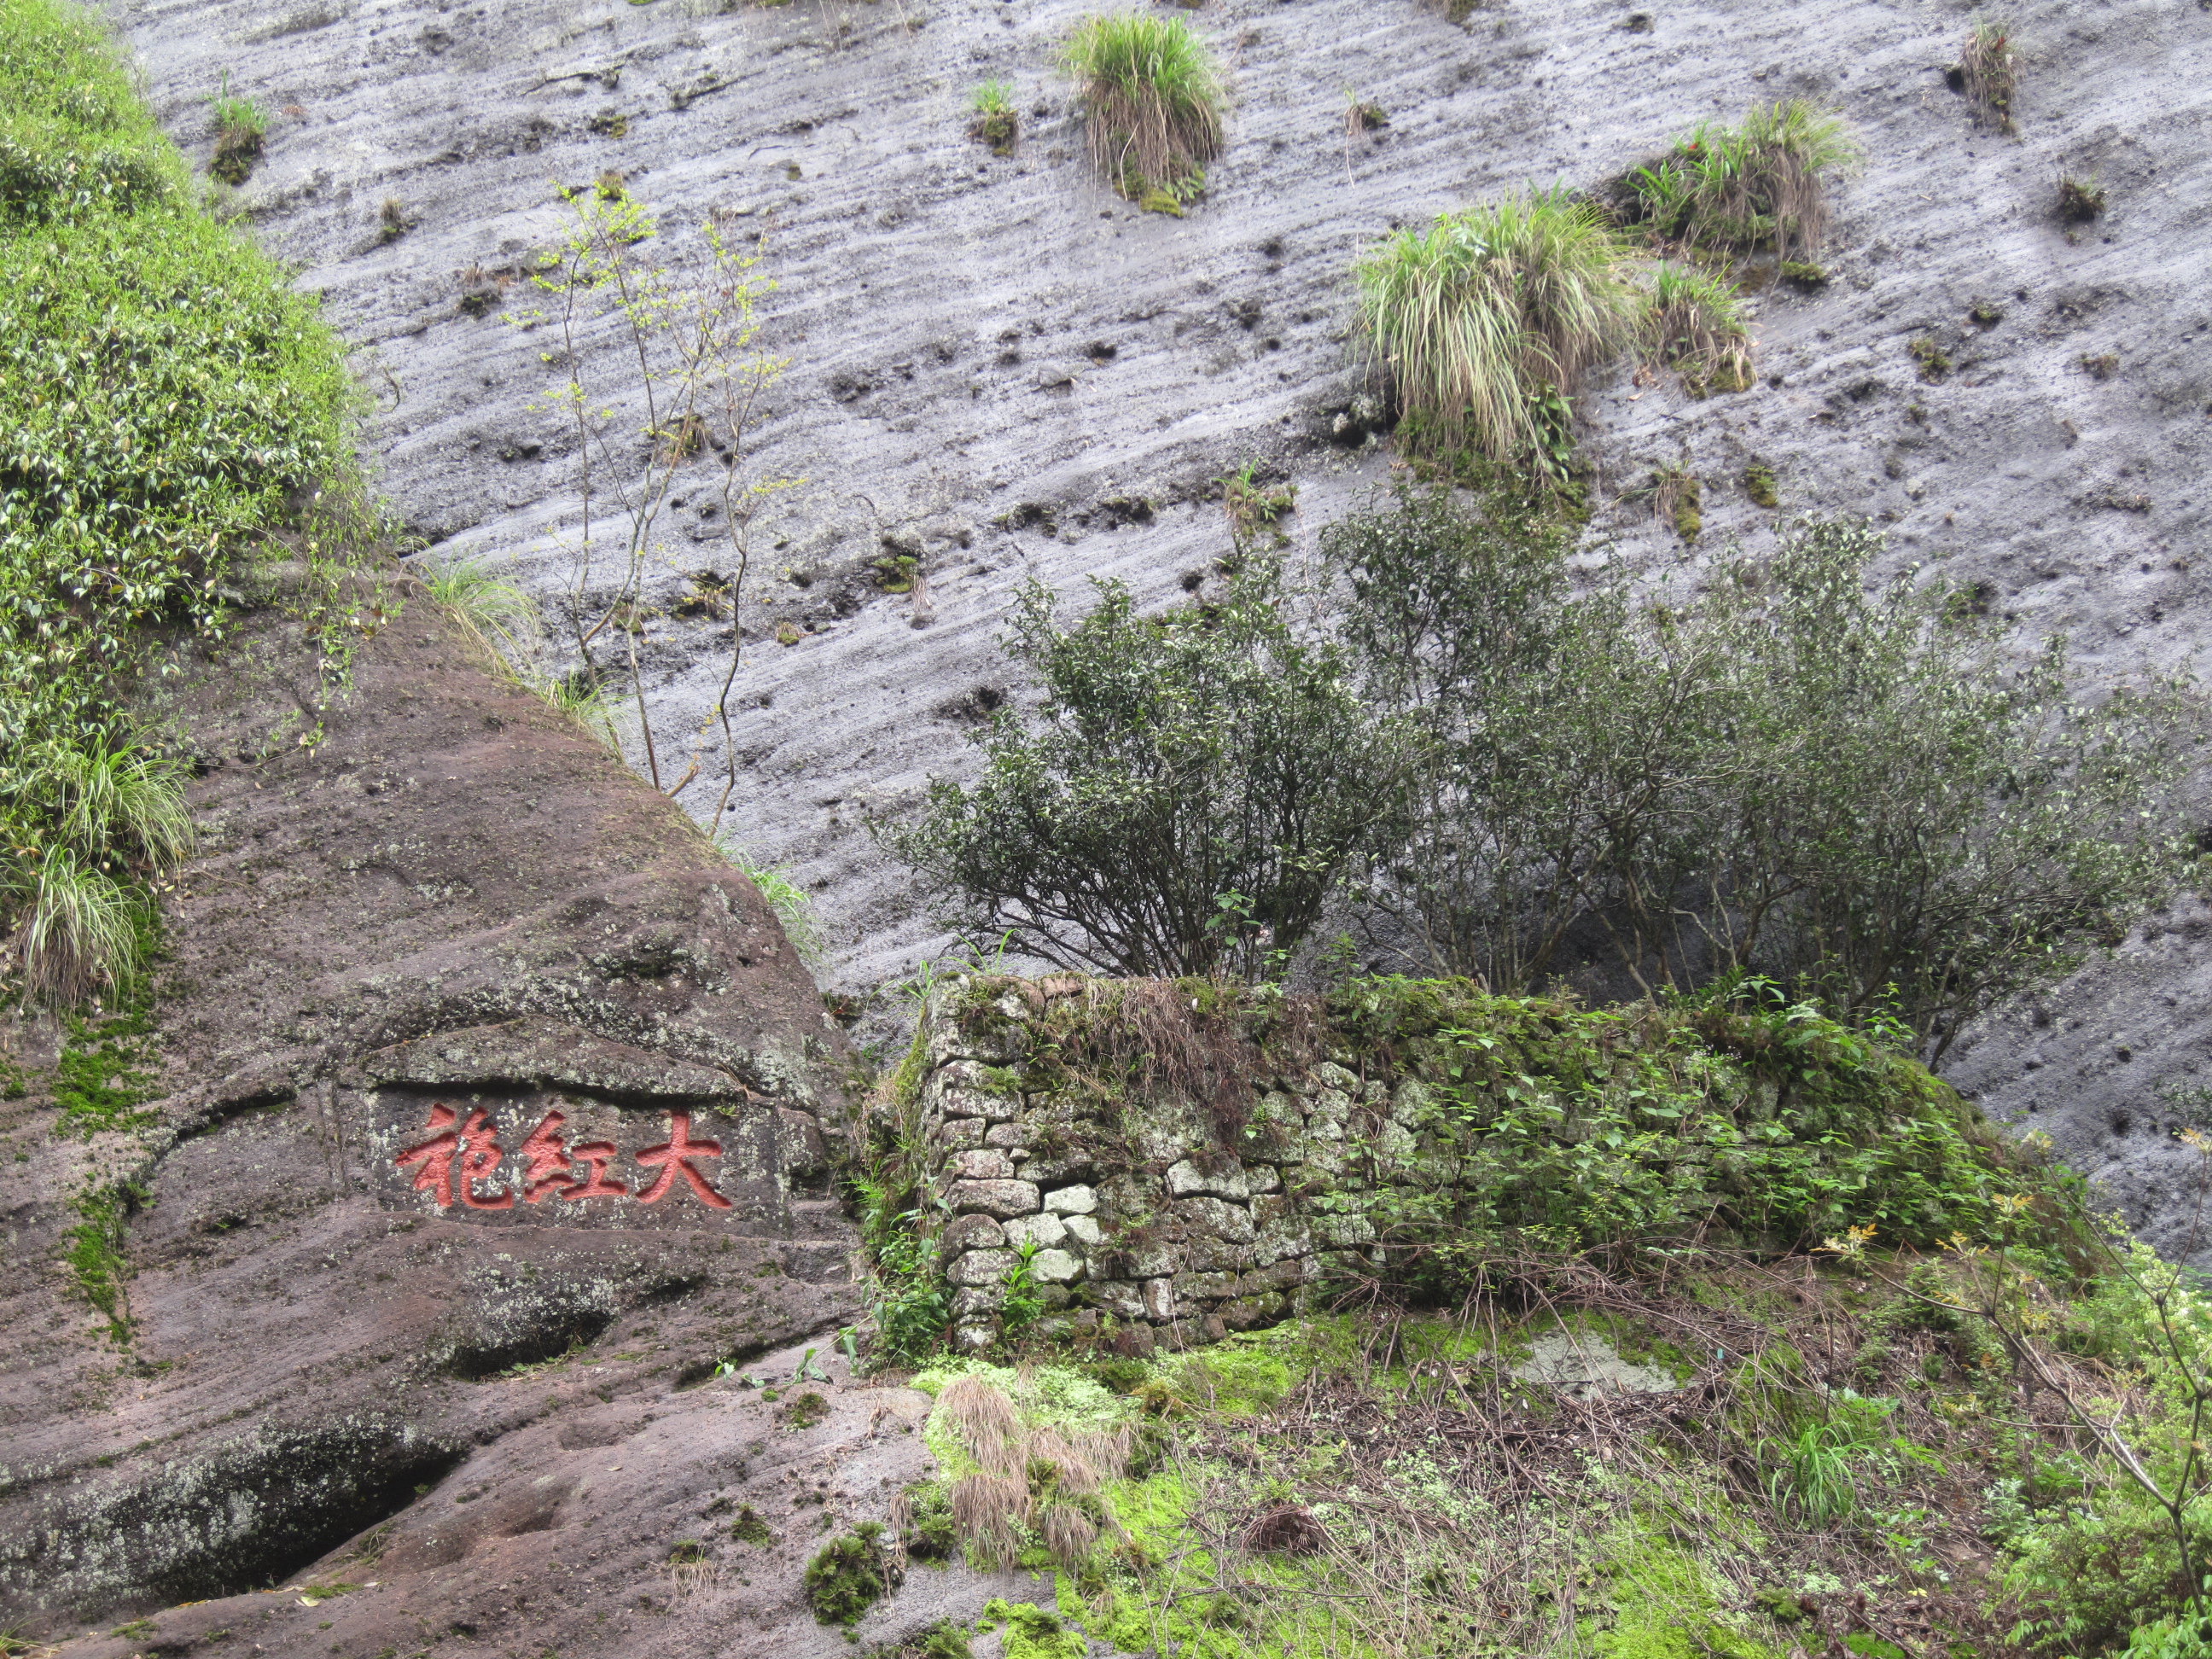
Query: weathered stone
[[1309, 1088, 1353, 1128], [1391, 1077, 1437, 1126], [1374, 1121, 1417, 1167], [953, 1321, 998, 1353], [1043, 1184, 1098, 1214], [1176, 1196, 1255, 1243], [1251, 1214, 1314, 1266], [1001, 1212, 1068, 1250], [947, 1179, 1041, 1218], [1313, 1212, 1377, 1248], [1088, 1280, 1148, 1322], [1172, 1270, 1240, 1302], [925, 1058, 1022, 1121], [1029, 1249, 1084, 1284], [941, 1213, 1007, 1254], [948, 1147, 1017, 1180], [952, 1283, 1008, 1317], [1312, 1062, 1361, 1092], [1141, 1278, 1176, 1322], [983, 1122, 1027, 1147], [1062, 1214, 1105, 1249], [1184, 1233, 1255, 1273], [946, 1248, 1017, 1286], [930, 1115, 987, 1152], [1240, 1257, 1309, 1295], [1220, 1292, 1289, 1330], [1098, 1243, 1179, 1280]]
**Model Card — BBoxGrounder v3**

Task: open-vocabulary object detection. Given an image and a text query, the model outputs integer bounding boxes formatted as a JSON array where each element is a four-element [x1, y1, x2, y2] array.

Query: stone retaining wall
[[916, 975, 1412, 1352]]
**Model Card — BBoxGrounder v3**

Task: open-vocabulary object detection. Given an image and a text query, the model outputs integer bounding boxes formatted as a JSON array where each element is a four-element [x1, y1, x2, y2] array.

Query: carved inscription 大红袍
[[393, 1103, 735, 1211]]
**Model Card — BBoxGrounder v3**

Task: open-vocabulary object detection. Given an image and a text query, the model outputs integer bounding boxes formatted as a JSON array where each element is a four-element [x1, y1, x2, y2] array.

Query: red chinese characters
[[634, 1112, 734, 1210], [393, 1103, 731, 1212], [395, 1105, 515, 1210]]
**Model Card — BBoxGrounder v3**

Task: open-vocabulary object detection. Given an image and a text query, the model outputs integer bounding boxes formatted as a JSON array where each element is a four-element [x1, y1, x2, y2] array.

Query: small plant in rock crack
[[2056, 174, 2106, 224], [1063, 11, 1225, 210], [1646, 263, 1754, 396], [1221, 463, 1296, 550], [969, 78, 1018, 155], [207, 70, 266, 184], [1952, 15, 2019, 136], [1356, 188, 1639, 474], [1001, 1238, 1048, 1334], [804, 1523, 899, 1625], [517, 185, 800, 818]]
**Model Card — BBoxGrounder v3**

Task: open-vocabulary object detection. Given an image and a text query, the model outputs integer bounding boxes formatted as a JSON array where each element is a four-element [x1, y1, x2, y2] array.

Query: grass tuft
[[1354, 188, 1639, 469], [1062, 12, 1225, 206], [207, 71, 265, 185], [969, 78, 1017, 155], [1633, 98, 1860, 261], [2056, 175, 2106, 224], [1646, 263, 1754, 395], [1957, 16, 2019, 136]]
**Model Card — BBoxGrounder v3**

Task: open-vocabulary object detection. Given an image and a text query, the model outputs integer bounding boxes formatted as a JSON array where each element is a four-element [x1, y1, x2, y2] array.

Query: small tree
[[518, 187, 795, 817], [880, 566, 1400, 977]]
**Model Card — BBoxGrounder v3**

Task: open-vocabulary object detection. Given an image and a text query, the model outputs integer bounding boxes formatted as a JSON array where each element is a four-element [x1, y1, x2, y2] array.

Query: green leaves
[[881, 561, 1402, 977], [0, 0, 357, 1003]]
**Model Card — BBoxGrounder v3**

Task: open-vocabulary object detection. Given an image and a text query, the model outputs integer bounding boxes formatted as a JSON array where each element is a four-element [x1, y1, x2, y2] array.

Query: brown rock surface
[[0, 572, 1015, 1651]]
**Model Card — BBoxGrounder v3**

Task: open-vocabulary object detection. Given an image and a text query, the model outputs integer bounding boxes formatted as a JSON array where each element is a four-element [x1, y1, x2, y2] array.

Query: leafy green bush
[[1330, 489, 2193, 1051], [880, 562, 1400, 976], [1354, 188, 1639, 472], [0, 0, 355, 1004], [1063, 12, 1225, 208], [1633, 99, 1860, 260]]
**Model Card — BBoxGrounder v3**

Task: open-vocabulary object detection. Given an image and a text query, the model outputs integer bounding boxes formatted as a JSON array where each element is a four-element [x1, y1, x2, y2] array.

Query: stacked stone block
[[917, 976, 1403, 1352]]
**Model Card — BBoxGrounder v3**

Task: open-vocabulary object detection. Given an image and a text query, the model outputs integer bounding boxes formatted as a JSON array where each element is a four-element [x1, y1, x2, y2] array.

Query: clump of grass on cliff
[[0, 0, 356, 1004], [1063, 12, 1225, 212], [1633, 98, 1860, 261], [1354, 189, 1640, 474]]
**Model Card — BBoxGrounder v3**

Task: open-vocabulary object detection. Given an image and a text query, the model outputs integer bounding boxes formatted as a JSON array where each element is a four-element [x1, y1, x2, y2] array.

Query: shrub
[[1063, 12, 1225, 207], [1633, 98, 1860, 260], [878, 562, 1400, 976], [1956, 17, 2019, 136], [0, 0, 354, 1004], [1646, 262, 1754, 394], [1355, 189, 1639, 472], [1328, 490, 2195, 1049]]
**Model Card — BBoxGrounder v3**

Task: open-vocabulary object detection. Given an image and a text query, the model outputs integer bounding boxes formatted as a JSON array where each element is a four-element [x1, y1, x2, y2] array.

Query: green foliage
[[1062, 12, 1225, 205], [1648, 263, 1754, 395], [880, 561, 1400, 977], [2125, 1614, 2212, 1659], [1002, 1237, 1047, 1334], [1633, 99, 1860, 260], [54, 994, 160, 1137], [804, 1523, 894, 1625], [970, 78, 1018, 155], [0, 0, 356, 1005], [64, 1179, 142, 1342], [1330, 492, 2196, 1050], [1355, 188, 1640, 474], [422, 555, 541, 675], [1318, 977, 2066, 1289], [716, 835, 826, 970]]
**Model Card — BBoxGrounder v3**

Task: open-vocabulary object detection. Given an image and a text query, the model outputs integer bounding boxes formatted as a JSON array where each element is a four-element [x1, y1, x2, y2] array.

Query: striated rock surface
[[0, 575, 1030, 1650]]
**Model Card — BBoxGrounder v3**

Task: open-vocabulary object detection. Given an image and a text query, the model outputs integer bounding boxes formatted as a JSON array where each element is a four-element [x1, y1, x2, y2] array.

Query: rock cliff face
[[0, 573, 1017, 1650], [96, 0, 2212, 1246]]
